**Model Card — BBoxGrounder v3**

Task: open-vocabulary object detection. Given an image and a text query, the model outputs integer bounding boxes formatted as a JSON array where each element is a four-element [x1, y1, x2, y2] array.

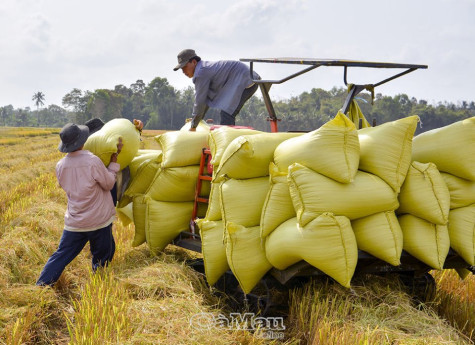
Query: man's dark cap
[[173, 49, 197, 71]]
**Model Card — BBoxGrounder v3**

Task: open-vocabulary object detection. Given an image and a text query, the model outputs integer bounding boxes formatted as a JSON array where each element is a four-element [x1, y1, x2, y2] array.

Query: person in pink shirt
[[36, 123, 122, 286], [84, 117, 143, 205]]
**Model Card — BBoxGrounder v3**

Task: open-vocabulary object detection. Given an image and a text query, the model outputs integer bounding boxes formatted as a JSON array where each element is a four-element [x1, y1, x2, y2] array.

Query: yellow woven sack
[[196, 219, 229, 286], [145, 199, 193, 253], [260, 163, 295, 238], [225, 223, 272, 294], [129, 150, 162, 178], [199, 180, 211, 198], [348, 99, 371, 129], [180, 119, 211, 132], [196, 201, 208, 219], [455, 268, 471, 280], [204, 180, 223, 221], [274, 112, 360, 183], [116, 201, 133, 227], [216, 132, 302, 180], [412, 117, 475, 181], [84, 118, 141, 170], [448, 204, 475, 266], [220, 177, 269, 228], [120, 160, 161, 208], [131, 195, 147, 247], [208, 127, 260, 167], [205, 178, 226, 221], [205, 178, 225, 221], [156, 131, 209, 168], [398, 214, 450, 269], [146, 166, 200, 202], [441, 173, 475, 209], [351, 211, 403, 266], [358, 115, 419, 192], [265, 214, 357, 288], [397, 161, 450, 225], [288, 163, 398, 226]]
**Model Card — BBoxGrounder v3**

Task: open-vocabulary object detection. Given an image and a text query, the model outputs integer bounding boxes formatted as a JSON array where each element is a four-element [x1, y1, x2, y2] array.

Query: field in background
[[0, 126, 474, 344]]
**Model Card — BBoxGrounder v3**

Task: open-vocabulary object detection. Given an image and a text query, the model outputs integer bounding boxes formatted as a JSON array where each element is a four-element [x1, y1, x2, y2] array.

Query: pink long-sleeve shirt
[[56, 150, 120, 231]]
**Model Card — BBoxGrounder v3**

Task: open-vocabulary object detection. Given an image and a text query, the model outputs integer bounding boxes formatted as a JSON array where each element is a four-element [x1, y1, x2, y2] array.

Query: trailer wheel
[[399, 272, 436, 305]]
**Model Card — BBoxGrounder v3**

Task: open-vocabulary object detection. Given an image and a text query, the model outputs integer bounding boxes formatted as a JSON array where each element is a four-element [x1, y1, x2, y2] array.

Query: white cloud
[[25, 13, 51, 50]]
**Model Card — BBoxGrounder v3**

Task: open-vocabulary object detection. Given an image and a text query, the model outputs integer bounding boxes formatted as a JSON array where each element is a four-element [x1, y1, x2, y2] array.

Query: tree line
[[1, 77, 474, 134]]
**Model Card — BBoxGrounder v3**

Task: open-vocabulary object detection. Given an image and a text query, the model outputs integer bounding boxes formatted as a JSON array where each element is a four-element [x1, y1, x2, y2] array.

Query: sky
[[1, 0, 474, 110]]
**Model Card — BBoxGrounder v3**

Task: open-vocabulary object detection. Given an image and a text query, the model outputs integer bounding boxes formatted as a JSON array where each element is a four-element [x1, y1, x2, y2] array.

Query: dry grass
[[0, 127, 60, 137], [65, 269, 134, 344], [0, 127, 474, 344], [285, 275, 472, 344], [0, 127, 60, 146], [432, 270, 475, 342]]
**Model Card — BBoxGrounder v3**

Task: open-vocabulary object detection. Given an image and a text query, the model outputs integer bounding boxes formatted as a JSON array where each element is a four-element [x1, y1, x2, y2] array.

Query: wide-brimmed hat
[[58, 123, 89, 153], [85, 118, 105, 135], [173, 49, 197, 71]]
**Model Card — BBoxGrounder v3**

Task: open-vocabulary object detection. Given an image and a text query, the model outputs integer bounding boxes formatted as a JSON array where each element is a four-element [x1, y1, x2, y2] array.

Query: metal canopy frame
[[240, 58, 428, 132]]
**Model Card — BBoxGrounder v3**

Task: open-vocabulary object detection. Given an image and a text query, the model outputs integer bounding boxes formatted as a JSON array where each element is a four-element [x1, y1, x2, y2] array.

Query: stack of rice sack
[[266, 114, 421, 288], [264, 113, 361, 289], [117, 149, 163, 246], [396, 161, 450, 269], [412, 117, 475, 268], [352, 115, 419, 266], [118, 149, 164, 210], [195, 127, 261, 288], [196, 113, 420, 292], [118, 120, 211, 252], [214, 131, 303, 294], [108, 115, 473, 293], [140, 129, 210, 254]]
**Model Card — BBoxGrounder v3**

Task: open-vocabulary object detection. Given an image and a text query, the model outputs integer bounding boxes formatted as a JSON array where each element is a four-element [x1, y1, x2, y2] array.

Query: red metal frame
[[191, 148, 212, 230]]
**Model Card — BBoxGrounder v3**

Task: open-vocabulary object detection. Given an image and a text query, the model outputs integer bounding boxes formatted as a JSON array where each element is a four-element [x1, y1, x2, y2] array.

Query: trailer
[[171, 58, 474, 314]]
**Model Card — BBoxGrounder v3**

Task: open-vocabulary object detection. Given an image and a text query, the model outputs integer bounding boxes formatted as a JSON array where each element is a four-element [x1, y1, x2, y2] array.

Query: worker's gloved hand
[[133, 119, 144, 131], [110, 137, 123, 163]]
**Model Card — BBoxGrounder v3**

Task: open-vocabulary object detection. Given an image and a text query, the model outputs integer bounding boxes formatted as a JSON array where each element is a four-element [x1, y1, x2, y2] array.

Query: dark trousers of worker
[[36, 223, 115, 286], [220, 83, 259, 125]]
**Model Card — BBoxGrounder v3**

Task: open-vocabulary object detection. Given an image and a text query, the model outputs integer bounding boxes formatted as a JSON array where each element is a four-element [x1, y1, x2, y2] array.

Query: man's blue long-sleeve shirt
[[191, 60, 259, 127]]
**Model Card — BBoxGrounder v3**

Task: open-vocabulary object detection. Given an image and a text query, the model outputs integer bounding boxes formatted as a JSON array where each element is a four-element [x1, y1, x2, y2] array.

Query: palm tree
[[32, 91, 45, 126]]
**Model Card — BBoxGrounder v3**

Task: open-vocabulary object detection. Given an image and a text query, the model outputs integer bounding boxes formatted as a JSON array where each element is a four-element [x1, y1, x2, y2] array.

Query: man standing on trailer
[[173, 49, 260, 131]]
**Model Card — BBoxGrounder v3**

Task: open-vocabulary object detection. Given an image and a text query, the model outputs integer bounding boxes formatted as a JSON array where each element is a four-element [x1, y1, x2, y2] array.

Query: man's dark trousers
[[36, 224, 115, 286], [220, 83, 259, 125]]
